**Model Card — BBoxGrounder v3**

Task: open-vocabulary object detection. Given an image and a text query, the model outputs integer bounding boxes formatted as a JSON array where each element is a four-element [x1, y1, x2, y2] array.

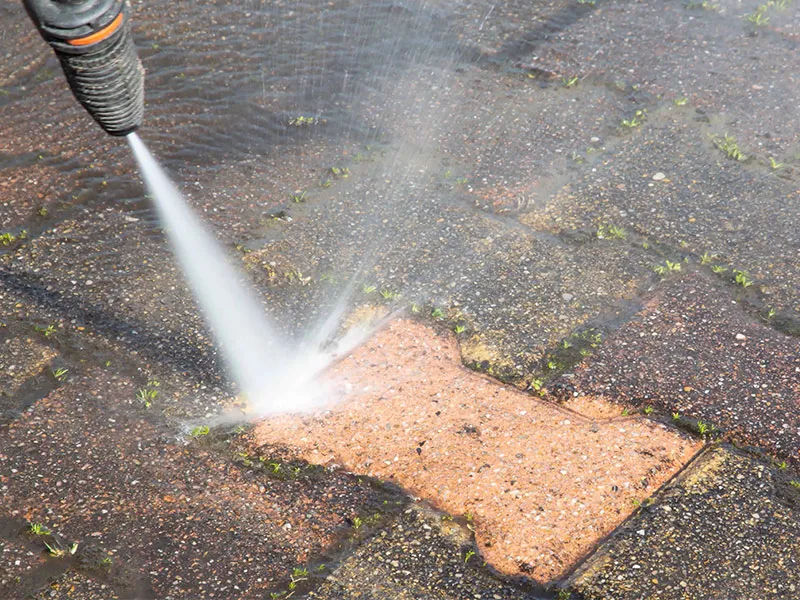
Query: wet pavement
[[253, 319, 702, 583], [568, 446, 800, 599], [1, 0, 799, 597], [307, 504, 543, 600], [555, 271, 800, 468]]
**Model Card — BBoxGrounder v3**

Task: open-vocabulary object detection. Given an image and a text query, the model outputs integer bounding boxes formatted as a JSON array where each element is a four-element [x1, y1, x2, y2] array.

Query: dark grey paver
[[308, 504, 543, 600], [567, 446, 800, 600], [558, 271, 800, 467]]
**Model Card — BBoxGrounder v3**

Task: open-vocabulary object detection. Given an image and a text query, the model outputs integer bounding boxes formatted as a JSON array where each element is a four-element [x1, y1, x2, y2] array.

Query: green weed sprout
[[620, 110, 645, 128], [288, 566, 309, 591], [714, 133, 747, 161], [136, 380, 159, 409], [189, 425, 210, 438], [769, 157, 784, 170], [597, 224, 627, 240], [34, 324, 56, 337], [684, 0, 719, 9], [699, 252, 716, 265], [733, 269, 753, 288], [43, 541, 77, 558], [0, 230, 28, 246], [561, 76, 579, 88], [653, 260, 681, 275], [288, 116, 316, 126], [329, 166, 350, 178], [289, 190, 307, 203], [29, 522, 50, 536], [746, 6, 770, 25]]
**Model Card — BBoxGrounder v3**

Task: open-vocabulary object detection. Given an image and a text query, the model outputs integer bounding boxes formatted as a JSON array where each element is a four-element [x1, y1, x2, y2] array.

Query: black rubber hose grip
[[22, 0, 145, 136], [54, 15, 144, 136]]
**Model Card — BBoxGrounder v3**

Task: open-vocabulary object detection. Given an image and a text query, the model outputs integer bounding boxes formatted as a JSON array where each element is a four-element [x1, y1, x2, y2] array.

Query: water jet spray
[[21, 0, 373, 418]]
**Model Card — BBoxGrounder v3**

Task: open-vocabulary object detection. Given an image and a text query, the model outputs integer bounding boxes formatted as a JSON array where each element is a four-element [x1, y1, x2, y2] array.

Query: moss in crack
[[233, 451, 329, 482], [539, 328, 603, 381], [671, 414, 723, 441]]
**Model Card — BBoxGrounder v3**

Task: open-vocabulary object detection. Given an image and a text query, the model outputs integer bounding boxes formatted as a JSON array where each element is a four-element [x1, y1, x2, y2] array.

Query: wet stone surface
[[0, 537, 47, 592], [0, 336, 57, 419], [0, 370, 404, 599], [567, 446, 800, 600], [308, 503, 543, 600], [30, 571, 124, 600], [559, 271, 800, 468], [527, 114, 800, 316], [254, 319, 702, 583], [0, 0, 799, 597]]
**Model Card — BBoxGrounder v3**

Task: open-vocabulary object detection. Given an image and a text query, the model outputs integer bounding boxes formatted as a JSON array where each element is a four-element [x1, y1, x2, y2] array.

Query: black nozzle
[[22, 0, 145, 136]]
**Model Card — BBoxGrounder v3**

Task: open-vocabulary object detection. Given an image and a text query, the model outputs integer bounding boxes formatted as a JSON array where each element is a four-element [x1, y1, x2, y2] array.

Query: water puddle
[[0, 366, 58, 428]]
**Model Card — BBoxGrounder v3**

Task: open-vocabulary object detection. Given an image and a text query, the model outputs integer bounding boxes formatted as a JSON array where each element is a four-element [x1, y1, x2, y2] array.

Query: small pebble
[[736, 333, 747, 341], [652, 172, 666, 181]]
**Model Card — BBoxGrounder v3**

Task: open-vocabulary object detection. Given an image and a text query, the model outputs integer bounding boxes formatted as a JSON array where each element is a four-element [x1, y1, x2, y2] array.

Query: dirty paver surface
[[1, 0, 800, 597], [568, 446, 800, 600], [307, 503, 542, 600], [254, 319, 702, 582], [0, 369, 406, 599], [557, 271, 800, 468]]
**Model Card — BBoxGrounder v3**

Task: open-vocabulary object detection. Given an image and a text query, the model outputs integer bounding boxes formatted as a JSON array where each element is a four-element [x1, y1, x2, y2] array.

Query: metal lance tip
[[22, 0, 145, 136]]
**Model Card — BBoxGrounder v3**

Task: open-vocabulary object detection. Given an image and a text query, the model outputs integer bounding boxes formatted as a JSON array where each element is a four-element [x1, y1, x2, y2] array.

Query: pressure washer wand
[[22, 0, 145, 136]]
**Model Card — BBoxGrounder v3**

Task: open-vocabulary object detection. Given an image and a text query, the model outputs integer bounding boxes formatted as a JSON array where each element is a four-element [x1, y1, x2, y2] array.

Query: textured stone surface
[[561, 272, 800, 467], [568, 446, 800, 600], [254, 319, 701, 583], [1, 0, 799, 596], [308, 504, 542, 600]]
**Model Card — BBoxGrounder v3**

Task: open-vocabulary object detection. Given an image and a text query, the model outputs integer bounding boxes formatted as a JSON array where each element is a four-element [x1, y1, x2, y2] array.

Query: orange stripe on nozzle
[[67, 12, 124, 47]]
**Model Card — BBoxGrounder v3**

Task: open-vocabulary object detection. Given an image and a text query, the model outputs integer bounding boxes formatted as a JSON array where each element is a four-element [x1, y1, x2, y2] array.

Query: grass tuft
[[713, 133, 747, 161]]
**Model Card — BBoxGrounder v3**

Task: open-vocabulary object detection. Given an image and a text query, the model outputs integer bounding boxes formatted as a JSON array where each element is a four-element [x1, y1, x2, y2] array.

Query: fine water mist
[[127, 132, 371, 419]]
